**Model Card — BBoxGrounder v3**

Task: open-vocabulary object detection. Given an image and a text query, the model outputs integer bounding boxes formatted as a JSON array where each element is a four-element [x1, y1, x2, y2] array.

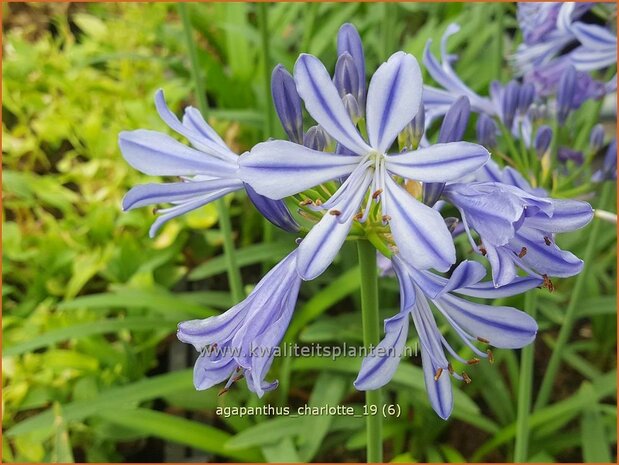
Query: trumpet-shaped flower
[[177, 251, 301, 397], [467, 160, 594, 286], [355, 256, 539, 419], [239, 52, 490, 279], [119, 90, 298, 236]]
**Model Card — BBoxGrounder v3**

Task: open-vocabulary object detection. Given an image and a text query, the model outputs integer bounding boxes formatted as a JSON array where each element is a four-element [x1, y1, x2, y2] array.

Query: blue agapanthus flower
[[119, 90, 298, 236], [355, 256, 539, 419], [120, 21, 597, 419], [240, 51, 489, 279]]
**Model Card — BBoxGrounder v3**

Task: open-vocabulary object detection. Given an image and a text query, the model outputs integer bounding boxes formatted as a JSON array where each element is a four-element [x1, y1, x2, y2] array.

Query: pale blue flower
[[239, 52, 490, 279], [355, 257, 539, 419], [177, 250, 301, 397], [119, 90, 298, 236]]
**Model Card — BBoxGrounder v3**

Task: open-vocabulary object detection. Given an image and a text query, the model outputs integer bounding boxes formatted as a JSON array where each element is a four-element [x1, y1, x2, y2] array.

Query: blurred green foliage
[[2, 2, 616, 463]]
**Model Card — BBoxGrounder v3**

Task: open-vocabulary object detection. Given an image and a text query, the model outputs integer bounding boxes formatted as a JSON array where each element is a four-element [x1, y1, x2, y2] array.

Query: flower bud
[[518, 82, 536, 115], [501, 80, 520, 130], [342, 93, 362, 123], [333, 52, 360, 100], [271, 64, 303, 143], [337, 23, 366, 106], [557, 65, 577, 124], [589, 124, 605, 152], [303, 125, 328, 151], [438, 96, 470, 143], [534, 125, 553, 158], [558, 147, 584, 165], [476, 113, 497, 148]]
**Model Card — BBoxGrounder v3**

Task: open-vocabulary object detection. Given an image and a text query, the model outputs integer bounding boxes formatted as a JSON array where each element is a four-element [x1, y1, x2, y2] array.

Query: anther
[[544, 236, 552, 246], [382, 214, 391, 223], [218, 387, 229, 396], [232, 374, 245, 383], [372, 189, 383, 199], [477, 336, 490, 344], [542, 274, 555, 292], [479, 246, 487, 256], [299, 199, 313, 206], [517, 247, 527, 258], [486, 349, 495, 364], [314, 199, 323, 207], [329, 209, 341, 216], [434, 367, 444, 381], [353, 212, 364, 221], [447, 363, 455, 375], [462, 372, 472, 384], [467, 358, 480, 365]]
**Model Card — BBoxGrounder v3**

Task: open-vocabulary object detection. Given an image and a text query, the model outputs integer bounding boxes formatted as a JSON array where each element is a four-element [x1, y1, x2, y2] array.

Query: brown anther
[[353, 212, 364, 221], [153, 207, 159, 215], [434, 367, 444, 381], [218, 388, 229, 396], [544, 236, 552, 246], [517, 247, 527, 258], [299, 199, 313, 207], [477, 336, 490, 344], [314, 199, 323, 206], [486, 349, 495, 364], [479, 246, 487, 256], [467, 358, 481, 365], [382, 214, 391, 223], [329, 209, 341, 216], [542, 274, 555, 292], [447, 363, 455, 375], [232, 374, 245, 383], [372, 189, 384, 199], [462, 372, 472, 384], [235, 366, 242, 372]]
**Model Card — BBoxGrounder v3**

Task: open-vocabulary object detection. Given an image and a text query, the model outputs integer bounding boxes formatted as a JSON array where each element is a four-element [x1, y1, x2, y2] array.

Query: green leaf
[[7, 369, 193, 437], [96, 408, 262, 462], [261, 437, 301, 463], [581, 384, 611, 462], [51, 403, 75, 463], [189, 241, 292, 281]]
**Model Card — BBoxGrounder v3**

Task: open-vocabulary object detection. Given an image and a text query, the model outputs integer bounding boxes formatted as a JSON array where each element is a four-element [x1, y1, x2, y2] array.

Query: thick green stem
[[178, 3, 244, 303], [534, 182, 614, 410], [357, 240, 383, 463], [513, 289, 538, 462]]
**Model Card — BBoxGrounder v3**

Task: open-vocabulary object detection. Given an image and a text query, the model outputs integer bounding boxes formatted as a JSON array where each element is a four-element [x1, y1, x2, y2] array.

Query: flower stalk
[[178, 3, 245, 303], [357, 240, 383, 463]]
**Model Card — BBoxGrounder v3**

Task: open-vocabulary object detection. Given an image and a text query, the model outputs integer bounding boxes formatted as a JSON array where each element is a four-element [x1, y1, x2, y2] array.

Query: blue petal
[[437, 293, 538, 349], [385, 142, 489, 182], [177, 302, 248, 351], [193, 352, 237, 390], [510, 227, 583, 277], [294, 54, 372, 155], [455, 275, 543, 298], [485, 244, 519, 287], [271, 65, 304, 144], [366, 52, 422, 153], [238, 140, 360, 199], [245, 183, 299, 233], [154, 89, 236, 163], [385, 175, 455, 272], [122, 178, 243, 210], [119, 129, 238, 177], [354, 311, 410, 391], [182, 107, 235, 155], [524, 199, 593, 233], [421, 348, 453, 420]]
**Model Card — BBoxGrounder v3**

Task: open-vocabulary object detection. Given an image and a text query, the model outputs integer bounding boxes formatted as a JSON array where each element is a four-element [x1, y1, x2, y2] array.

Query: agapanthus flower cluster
[[120, 20, 601, 419]]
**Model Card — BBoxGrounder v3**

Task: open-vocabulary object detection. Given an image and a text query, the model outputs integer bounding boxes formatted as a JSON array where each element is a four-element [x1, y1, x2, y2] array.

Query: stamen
[[382, 214, 391, 223], [479, 246, 487, 256], [353, 212, 364, 221], [477, 336, 490, 344], [299, 199, 313, 207], [542, 274, 555, 292], [314, 199, 323, 207], [218, 387, 229, 396], [329, 209, 341, 216], [544, 236, 552, 246], [467, 358, 481, 365], [462, 372, 472, 384], [372, 189, 383, 199], [434, 367, 444, 381], [486, 349, 495, 364], [447, 363, 455, 375], [517, 247, 527, 258]]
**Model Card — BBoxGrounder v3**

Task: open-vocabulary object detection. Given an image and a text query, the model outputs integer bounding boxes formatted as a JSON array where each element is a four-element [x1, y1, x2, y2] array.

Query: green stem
[[178, 3, 244, 304], [357, 240, 383, 463], [513, 289, 538, 462], [534, 182, 614, 410]]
